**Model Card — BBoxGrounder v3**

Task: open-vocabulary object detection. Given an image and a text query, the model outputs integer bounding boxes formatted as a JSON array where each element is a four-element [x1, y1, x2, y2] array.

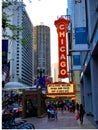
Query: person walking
[[79, 104, 85, 125], [47, 102, 52, 120], [76, 102, 79, 111], [72, 103, 75, 113], [50, 107, 55, 119], [47, 108, 51, 119], [54, 106, 58, 120]]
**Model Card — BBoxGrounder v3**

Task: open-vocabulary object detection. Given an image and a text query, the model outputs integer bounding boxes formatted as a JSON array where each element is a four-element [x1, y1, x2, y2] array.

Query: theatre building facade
[[80, 0, 98, 124]]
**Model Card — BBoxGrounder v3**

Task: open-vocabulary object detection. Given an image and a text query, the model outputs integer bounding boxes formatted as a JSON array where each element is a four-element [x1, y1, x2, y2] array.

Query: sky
[[24, 0, 68, 64]]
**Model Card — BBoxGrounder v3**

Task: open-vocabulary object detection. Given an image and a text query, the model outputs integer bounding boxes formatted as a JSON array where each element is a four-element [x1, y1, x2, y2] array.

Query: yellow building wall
[[73, 71, 81, 103]]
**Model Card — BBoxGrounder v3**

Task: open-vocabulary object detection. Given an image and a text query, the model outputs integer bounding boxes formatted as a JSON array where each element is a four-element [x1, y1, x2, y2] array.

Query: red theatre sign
[[54, 18, 70, 78]]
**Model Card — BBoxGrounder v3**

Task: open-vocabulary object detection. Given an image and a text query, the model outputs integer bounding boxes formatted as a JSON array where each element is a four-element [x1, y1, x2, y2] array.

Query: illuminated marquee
[[54, 18, 70, 78], [47, 83, 74, 94]]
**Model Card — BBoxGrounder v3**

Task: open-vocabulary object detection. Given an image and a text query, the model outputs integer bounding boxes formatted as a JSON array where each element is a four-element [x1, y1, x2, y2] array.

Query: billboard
[[54, 18, 70, 78], [47, 83, 74, 94]]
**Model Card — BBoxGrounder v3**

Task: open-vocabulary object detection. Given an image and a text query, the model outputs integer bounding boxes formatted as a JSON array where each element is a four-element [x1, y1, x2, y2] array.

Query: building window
[[73, 55, 80, 65]]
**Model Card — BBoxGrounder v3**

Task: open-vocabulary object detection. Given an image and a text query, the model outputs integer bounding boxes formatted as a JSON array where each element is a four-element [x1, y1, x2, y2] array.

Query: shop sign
[[47, 83, 74, 94], [54, 18, 70, 78]]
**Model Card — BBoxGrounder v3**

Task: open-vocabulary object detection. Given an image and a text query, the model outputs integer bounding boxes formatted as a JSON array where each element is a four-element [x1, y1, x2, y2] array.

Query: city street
[[16, 110, 96, 129], [2, 0, 98, 128]]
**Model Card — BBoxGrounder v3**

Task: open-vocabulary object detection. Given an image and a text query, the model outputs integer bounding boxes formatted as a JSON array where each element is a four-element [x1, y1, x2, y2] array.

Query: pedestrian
[[72, 103, 75, 113], [76, 102, 79, 111], [50, 107, 55, 119], [47, 108, 51, 119], [79, 104, 85, 124], [47, 102, 52, 119], [61, 102, 64, 113], [54, 106, 58, 120]]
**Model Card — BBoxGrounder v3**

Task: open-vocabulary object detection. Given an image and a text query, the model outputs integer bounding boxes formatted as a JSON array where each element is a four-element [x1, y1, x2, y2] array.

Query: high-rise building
[[51, 63, 59, 82], [80, 0, 98, 124], [67, 0, 88, 103], [67, 0, 73, 19], [2, 1, 34, 86], [68, 0, 98, 123], [33, 25, 51, 79]]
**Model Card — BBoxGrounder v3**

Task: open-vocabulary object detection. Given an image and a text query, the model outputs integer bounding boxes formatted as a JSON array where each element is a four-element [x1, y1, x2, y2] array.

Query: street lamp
[[37, 67, 45, 89]]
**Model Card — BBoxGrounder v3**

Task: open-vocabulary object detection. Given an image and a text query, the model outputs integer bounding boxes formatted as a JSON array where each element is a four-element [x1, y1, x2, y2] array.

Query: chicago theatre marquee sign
[[46, 82, 75, 99], [54, 18, 70, 78]]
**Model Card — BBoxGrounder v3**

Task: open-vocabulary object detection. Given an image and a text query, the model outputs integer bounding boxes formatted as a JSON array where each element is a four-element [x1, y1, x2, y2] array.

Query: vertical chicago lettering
[[54, 18, 70, 78]]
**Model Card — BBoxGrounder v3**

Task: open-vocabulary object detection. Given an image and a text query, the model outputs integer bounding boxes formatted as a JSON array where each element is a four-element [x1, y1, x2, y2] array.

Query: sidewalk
[[77, 116, 96, 129], [15, 110, 96, 129]]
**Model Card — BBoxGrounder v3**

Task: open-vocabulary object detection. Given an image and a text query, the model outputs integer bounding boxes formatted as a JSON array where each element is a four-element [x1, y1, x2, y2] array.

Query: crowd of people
[[47, 103, 58, 120], [2, 93, 22, 118], [46, 101, 85, 124]]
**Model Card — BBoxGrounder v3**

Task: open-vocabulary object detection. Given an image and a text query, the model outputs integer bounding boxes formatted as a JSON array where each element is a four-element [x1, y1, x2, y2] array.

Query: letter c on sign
[[59, 24, 64, 30], [60, 46, 65, 52]]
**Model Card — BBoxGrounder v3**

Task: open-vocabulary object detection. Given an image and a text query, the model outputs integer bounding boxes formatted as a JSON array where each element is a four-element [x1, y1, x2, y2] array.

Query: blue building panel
[[73, 55, 81, 65], [75, 27, 87, 44], [2, 40, 8, 64]]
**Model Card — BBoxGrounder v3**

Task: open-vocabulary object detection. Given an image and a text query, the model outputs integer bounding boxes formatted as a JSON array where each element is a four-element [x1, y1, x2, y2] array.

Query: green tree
[[2, 0, 25, 44]]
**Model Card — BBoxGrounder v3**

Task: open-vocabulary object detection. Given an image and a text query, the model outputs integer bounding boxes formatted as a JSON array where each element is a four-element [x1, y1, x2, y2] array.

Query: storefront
[[22, 89, 47, 118]]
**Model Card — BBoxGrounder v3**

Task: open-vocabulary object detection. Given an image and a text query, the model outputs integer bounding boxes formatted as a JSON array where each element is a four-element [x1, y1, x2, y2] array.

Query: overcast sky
[[24, 0, 68, 64]]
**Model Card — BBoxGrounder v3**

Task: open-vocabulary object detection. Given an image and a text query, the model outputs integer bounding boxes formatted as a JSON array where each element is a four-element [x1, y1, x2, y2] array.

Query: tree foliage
[[2, 0, 24, 43], [2, 0, 34, 46]]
